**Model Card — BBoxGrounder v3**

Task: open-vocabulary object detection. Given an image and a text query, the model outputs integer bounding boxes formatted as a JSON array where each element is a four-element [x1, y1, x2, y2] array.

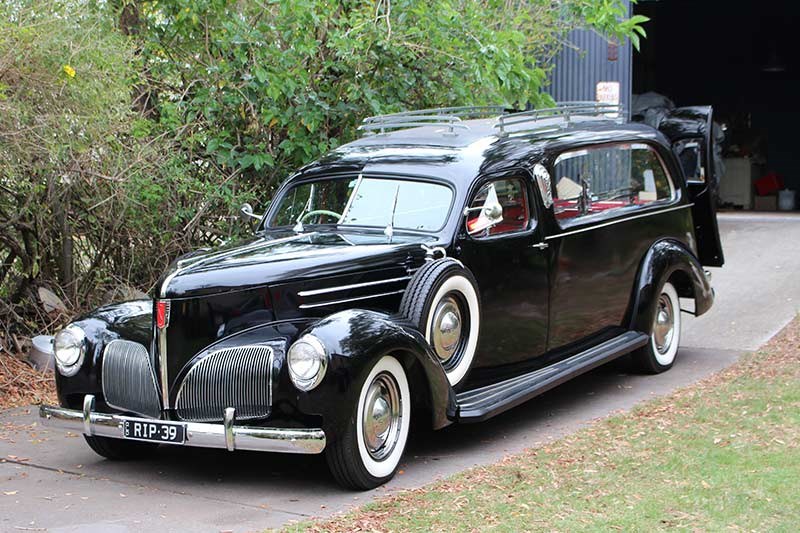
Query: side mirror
[[464, 183, 504, 235], [240, 203, 263, 222]]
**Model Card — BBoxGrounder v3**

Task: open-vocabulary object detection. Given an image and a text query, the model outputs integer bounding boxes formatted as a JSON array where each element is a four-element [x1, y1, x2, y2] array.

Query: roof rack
[[359, 105, 507, 135], [495, 101, 624, 135]]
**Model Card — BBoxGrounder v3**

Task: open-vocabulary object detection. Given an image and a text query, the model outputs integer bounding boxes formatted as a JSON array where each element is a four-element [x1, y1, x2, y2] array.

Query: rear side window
[[674, 139, 704, 182], [553, 143, 675, 224], [466, 178, 530, 238]]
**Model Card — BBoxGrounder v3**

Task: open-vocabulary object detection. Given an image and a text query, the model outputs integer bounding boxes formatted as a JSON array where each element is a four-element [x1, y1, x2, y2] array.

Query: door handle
[[531, 242, 549, 250]]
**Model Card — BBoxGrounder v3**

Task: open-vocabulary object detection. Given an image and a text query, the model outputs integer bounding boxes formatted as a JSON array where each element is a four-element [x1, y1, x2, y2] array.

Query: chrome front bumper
[[39, 395, 326, 455]]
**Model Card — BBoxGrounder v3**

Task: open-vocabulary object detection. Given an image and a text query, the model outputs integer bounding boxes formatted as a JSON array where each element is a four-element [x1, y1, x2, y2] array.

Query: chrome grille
[[175, 345, 273, 422], [102, 339, 161, 418]]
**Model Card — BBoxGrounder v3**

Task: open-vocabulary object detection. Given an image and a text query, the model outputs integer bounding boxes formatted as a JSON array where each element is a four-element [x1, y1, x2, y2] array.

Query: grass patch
[[288, 318, 800, 532]]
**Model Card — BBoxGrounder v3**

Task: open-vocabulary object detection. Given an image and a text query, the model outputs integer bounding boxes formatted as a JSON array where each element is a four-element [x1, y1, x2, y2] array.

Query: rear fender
[[628, 239, 714, 335], [298, 309, 455, 438]]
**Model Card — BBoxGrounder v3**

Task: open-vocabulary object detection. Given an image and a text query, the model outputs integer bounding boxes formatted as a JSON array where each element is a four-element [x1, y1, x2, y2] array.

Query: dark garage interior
[[633, 0, 799, 210]]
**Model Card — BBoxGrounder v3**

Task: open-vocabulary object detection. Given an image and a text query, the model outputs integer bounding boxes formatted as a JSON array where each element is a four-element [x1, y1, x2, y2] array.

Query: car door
[[455, 172, 549, 373], [546, 142, 683, 350], [658, 106, 725, 267]]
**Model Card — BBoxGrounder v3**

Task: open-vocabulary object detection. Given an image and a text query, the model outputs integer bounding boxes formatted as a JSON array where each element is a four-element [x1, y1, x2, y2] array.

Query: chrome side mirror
[[464, 183, 504, 235], [533, 164, 553, 208], [240, 203, 263, 222]]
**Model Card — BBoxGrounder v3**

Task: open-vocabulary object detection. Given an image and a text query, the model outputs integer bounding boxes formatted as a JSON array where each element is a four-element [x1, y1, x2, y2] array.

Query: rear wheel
[[84, 435, 157, 460], [633, 281, 682, 373], [326, 355, 411, 490]]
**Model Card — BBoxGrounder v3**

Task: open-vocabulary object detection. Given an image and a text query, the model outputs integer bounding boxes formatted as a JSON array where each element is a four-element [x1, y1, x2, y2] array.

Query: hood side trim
[[297, 275, 411, 297]]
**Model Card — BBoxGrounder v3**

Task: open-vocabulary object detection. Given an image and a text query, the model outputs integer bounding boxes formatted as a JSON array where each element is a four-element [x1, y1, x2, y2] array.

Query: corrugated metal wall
[[546, 3, 633, 114]]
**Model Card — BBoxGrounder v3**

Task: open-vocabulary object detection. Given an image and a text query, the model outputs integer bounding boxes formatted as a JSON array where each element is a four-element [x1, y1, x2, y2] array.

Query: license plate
[[121, 418, 186, 444]]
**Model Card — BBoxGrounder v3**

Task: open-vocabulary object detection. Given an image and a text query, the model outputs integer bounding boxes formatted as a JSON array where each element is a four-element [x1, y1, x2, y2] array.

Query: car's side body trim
[[298, 276, 411, 297], [298, 289, 406, 309]]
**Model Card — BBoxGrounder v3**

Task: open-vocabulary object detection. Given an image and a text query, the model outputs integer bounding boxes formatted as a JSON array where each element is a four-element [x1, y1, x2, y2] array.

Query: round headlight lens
[[287, 334, 327, 391], [53, 325, 86, 376]]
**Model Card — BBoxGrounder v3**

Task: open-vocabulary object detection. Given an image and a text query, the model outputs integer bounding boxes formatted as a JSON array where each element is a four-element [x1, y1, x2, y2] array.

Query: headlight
[[287, 334, 327, 391], [53, 324, 87, 377]]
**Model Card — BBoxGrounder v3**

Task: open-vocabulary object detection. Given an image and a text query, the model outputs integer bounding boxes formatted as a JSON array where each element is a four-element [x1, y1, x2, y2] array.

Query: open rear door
[[658, 106, 725, 267]]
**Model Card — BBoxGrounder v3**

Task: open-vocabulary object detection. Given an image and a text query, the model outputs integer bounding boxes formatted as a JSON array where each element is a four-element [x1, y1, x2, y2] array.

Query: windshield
[[269, 176, 453, 232]]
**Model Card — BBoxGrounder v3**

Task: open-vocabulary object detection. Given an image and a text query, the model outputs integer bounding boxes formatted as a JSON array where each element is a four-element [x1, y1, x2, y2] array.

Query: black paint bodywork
[[55, 114, 720, 436]]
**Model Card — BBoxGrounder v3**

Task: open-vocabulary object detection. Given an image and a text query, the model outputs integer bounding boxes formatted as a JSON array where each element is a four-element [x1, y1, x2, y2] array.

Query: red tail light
[[156, 300, 171, 329]]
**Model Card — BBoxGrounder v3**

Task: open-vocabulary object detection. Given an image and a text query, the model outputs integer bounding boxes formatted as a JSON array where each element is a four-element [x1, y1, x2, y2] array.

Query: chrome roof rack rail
[[495, 101, 624, 135], [359, 105, 507, 136]]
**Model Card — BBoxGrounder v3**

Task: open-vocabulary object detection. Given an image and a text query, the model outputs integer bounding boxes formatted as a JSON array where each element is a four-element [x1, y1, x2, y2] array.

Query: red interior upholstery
[[553, 198, 644, 220], [467, 202, 528, 235]]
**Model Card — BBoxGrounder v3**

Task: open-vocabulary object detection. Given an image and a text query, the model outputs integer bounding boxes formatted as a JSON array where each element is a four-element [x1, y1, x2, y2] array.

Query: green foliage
[[565, 0, 650, 50], [137, 0, 564, 192], [0, 0, 646, 335]]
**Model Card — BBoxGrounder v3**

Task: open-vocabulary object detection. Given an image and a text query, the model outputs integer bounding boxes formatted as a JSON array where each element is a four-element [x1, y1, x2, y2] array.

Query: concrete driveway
[[2, 212, 798, 532]]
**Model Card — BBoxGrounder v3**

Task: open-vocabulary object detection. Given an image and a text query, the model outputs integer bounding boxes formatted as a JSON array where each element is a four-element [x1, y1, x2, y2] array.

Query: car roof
[[293, 115, 672, 189]]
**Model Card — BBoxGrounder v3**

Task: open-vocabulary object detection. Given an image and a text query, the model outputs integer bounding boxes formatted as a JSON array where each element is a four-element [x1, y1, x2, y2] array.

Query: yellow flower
[[62, 64, 76, 78]]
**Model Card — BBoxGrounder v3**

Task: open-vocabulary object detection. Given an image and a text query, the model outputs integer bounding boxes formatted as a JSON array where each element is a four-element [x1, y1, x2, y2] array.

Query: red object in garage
[[754, 173, 784, 196]]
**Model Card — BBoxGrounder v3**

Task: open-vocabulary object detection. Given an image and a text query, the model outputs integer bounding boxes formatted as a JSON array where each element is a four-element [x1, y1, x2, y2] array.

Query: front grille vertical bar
[[158, 327, 169, 409], [174, 345, 273, 422]]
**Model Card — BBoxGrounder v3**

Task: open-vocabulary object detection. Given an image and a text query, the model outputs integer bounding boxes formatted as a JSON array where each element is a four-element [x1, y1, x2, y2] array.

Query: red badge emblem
[[156, 300, 171, 329]]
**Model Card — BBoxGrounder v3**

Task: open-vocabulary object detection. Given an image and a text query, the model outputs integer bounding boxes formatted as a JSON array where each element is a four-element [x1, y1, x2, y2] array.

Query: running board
[[456, 331, 649, 422]]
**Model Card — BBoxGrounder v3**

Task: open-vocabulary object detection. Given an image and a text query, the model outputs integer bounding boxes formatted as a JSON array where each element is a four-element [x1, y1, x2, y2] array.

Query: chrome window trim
[[264, 171, 457, 234], [553, 141, 678, 202], [545, 203, 693, 240], [298, 276, 411, 297], [464, 175, 535, 241], [299, 289, 406, 309]]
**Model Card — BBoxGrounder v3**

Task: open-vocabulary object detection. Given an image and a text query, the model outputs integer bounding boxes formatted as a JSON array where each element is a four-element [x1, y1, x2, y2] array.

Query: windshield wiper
[[383, 184, 400, 243], [292, 185, 315, 233]]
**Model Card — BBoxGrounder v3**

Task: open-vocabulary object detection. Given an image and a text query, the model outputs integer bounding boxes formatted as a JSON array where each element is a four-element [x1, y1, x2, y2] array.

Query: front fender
[[298, 309, 455, 438], [628, 239, 714, 335], [54, 300, 152, 409]]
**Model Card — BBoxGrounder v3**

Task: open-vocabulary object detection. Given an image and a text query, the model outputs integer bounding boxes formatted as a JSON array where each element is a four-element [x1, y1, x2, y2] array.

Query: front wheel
[[632, 281, 682, 373], [326, 355, 411, 490]]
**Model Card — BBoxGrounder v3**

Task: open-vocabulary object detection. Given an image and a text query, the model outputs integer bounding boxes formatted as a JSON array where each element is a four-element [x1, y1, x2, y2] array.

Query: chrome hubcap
[[653, 294, 675, 354], [431, 296, 462, 363], [362, 372, 402, 461]]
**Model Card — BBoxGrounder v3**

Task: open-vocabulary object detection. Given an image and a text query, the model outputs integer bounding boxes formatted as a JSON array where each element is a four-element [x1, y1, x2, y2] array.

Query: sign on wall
[[596, 81, 621, 117]]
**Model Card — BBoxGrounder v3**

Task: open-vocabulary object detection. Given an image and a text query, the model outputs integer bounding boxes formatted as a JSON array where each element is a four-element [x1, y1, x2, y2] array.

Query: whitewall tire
[[633, 281, 682, 373], [326, 355, 411, 489]]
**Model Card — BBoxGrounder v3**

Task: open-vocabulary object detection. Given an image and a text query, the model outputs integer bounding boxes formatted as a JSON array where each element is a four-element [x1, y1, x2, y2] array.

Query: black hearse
[[41, 103, 723, 489]]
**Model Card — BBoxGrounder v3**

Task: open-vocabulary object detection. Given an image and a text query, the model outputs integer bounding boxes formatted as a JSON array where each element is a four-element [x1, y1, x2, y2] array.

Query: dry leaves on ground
[[0, 353, 57, 411]]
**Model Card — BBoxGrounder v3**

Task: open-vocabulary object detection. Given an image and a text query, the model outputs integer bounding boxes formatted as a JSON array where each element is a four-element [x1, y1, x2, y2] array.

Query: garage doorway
[[632, 0, 799, 211]]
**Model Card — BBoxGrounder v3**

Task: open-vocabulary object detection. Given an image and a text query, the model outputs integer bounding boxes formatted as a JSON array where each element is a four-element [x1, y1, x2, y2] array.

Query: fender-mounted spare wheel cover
[[400, 258, 480, 388]]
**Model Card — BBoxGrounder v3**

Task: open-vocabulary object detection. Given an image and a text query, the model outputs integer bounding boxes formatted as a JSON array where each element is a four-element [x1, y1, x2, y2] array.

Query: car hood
[[159, 230, 437, 299]]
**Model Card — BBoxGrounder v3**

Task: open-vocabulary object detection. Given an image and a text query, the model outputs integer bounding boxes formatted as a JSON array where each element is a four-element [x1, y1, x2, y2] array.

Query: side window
[[466, 178, 530, 238], [674, 139, 704, 182], [552, 143, 675, 224]]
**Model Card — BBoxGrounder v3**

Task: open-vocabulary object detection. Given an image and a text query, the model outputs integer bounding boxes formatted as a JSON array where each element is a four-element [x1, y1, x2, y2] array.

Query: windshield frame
[[261, 172, 457, 235]]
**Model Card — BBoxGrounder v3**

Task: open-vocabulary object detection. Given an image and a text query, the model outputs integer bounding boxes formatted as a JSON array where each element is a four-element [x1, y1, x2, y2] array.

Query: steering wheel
[[300, 209, 343, 223]]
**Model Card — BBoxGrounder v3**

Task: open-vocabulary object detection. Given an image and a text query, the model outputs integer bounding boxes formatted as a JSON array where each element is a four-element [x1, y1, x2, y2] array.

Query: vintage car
[[40, 103, 723, 489]]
